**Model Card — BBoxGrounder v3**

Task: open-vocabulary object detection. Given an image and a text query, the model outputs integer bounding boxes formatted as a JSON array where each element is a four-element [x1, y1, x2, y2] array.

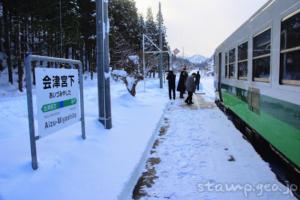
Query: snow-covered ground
[[0, 75, 296, 200], [135, 78, 297, 200], [0, 76, 168, 200]]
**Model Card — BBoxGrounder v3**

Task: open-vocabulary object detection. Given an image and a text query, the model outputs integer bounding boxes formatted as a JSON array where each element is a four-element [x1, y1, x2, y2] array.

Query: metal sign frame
[[25, 54, 86, 170]]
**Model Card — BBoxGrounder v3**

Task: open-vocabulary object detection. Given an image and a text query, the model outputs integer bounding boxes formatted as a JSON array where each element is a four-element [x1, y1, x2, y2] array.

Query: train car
[[214, 0, 300, 171]]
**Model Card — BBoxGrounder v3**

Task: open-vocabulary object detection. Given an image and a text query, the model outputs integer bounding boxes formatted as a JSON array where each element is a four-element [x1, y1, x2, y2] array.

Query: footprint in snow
[[228, 155, 236, 162], [177, 171, 189, 179], [160, 170, 169, 178]]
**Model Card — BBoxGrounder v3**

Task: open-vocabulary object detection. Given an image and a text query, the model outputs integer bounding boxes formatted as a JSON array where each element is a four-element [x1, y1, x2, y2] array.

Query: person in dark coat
[[166, 70, 176, 100], [177, 67, 188, 98], [195, 71, 201, 91], [185, 73, 196, 105]]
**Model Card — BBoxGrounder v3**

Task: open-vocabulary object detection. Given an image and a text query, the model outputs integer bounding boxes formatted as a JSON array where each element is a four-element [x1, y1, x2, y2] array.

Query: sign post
[[25, 54, 38, 170], [25, 54, 86, 170]]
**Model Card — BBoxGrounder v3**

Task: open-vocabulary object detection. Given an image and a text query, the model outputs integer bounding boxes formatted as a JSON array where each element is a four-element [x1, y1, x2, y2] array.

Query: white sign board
[[173, 48, 180, 55], [35, 68, 80, 137]]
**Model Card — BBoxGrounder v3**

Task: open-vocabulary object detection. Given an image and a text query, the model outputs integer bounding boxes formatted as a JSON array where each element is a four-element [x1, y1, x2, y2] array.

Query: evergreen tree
[[137, 14, 145, 48], [0, 0, 169, 91], [145, 8, 158, 51], [156, 10, 168, 51], [156, 8, 169, 70], [78, 0, 96, 72], [109, 0, 140, 69]]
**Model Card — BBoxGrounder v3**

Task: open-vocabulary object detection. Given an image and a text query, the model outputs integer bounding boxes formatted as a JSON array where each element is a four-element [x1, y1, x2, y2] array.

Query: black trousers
[[196, 82, 200, 91], [185, 92, 193, 104], [179, 91, 185, 98], [169, 87, 175, 99]]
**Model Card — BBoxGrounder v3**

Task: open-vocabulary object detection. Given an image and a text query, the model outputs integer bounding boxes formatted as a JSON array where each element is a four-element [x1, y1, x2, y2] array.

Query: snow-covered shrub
[[111, 69, 143, 96], [111, 69, 128, 81], [110, 54, 145, 96]]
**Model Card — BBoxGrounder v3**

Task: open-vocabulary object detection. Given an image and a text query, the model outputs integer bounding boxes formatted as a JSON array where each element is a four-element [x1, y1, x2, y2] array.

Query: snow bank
[[119, 101, 170, 200], [111, 69, 127, 77], [0, 77, 169, 200]]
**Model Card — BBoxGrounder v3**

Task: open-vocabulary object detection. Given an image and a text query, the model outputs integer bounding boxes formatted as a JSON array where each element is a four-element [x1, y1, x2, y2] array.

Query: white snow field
[[0, 75, 296, 200], [0, 77, 168, 200]]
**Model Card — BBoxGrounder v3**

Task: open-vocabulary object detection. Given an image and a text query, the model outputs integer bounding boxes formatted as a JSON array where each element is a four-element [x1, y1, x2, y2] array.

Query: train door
[[218, 52, 223, 101]]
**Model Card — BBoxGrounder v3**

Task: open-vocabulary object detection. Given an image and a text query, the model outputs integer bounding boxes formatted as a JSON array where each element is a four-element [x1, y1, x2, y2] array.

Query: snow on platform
[[134, 79, 296, 200], [0, 78, 168, 200], [0, 76, 296, 200]]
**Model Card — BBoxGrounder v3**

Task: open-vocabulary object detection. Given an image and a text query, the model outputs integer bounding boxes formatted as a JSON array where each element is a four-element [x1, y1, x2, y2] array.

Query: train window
[[225, 53, 228, 78], [229, 48, 236, 78], [238, 42, 248, 80], [253, 29, 271, 57], [238, 42, 248, 60], [253, 57, 270, 82], [253, 29, 271, 82], [280, 11, 300, 86], [238, 62, 248, 80], [229, 64, 235, 78]]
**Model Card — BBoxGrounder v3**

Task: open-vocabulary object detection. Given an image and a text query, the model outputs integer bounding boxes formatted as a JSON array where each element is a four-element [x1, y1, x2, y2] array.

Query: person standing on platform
[[195, 71, 201, 91], [185, 73, 196, 105], [177, 67, 188, 98], [166, 70, 176, 100]]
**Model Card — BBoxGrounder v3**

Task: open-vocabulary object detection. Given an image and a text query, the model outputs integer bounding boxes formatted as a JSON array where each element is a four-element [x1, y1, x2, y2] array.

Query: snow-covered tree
[[109, 0, 141, 70], [145, 8, 158, 52], [0, 0, 169, 92]]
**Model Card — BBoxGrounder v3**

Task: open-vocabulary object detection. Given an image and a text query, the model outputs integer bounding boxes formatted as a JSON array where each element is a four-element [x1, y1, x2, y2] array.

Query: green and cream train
[[214, 0, 300, 171]]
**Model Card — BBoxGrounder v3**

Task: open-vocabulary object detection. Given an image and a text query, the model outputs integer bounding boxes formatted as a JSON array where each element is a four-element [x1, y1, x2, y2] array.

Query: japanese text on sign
[[42, 75, 75, 89], [35, 68, 80, 137]]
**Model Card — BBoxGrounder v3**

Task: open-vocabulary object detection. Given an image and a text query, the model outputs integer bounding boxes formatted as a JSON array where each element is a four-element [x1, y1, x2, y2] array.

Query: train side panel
[[214, 0, 300, 169]]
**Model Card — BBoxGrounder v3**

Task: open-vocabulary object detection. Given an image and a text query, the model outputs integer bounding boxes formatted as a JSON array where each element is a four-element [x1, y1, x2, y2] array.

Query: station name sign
[[35, 68, 80, 137]]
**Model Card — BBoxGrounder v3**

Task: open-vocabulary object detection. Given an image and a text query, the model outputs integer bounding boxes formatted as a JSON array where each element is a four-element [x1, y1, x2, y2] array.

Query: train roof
[[214, 0, 276, 53]]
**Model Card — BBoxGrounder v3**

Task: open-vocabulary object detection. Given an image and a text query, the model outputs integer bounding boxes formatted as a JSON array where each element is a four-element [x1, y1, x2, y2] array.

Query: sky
[[135, 0, 269, 58]]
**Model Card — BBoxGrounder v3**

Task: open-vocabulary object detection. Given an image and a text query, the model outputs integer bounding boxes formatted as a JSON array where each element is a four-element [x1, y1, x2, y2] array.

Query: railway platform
[[133, 92, 297, 200]]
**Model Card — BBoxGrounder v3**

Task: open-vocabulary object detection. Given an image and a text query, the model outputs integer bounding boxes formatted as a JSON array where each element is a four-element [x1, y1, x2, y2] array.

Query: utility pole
[[59, 0, 63, 57], [169, 48, 172, 71], [96, 0, 104, 126], [158, 2, 163, 88], [142, 34, 146, 92], [103, 0, 112, 129], [96, 0, 112, 129]]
